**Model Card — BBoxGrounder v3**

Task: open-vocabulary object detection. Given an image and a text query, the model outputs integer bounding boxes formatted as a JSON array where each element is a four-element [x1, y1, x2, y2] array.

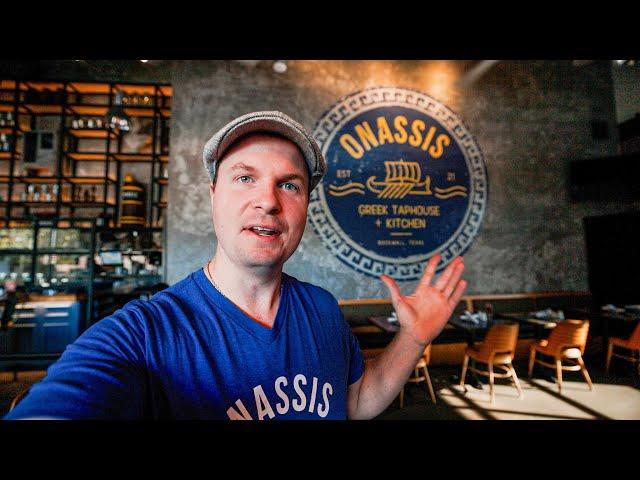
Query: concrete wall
[[5, 60, 635, 298], [166, 60, 640, 299]]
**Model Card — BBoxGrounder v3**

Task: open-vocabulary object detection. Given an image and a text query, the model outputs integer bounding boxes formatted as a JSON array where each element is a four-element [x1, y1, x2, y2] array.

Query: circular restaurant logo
[[309, 87, 488, 281]]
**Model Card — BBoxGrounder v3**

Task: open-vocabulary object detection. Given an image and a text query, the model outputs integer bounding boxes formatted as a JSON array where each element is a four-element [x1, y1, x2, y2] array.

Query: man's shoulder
[[147, 270, 205, 306], [107, 270, 206, 325], [284, 273, 339, 307]]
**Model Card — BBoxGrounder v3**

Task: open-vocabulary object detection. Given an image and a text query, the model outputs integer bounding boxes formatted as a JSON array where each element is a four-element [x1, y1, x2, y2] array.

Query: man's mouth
[[247, 226, 281, 237]]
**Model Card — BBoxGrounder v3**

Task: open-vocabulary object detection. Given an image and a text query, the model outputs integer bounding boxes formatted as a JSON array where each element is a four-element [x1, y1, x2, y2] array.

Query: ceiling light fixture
[[273, 60, 287, 74]]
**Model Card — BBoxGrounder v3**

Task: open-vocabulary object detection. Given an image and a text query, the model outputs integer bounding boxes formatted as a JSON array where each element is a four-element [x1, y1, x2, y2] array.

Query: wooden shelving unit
[[0, 79, 171, 229]]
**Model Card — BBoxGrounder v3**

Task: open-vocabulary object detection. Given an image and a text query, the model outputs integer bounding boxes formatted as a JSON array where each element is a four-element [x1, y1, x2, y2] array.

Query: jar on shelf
[[120, 173, 146, 226]]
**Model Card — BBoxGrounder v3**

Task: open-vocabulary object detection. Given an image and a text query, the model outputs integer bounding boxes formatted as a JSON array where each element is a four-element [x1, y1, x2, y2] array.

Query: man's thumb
[[380, 274, 402, 309]]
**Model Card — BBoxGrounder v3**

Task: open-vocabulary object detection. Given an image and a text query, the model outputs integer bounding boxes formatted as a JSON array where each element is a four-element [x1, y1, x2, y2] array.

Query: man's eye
[[237, 175, 253, 183], [281, 182, 299, 191]]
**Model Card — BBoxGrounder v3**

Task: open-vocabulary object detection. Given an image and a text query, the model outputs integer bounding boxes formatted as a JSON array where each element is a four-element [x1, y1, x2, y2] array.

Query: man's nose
[[253, 183, 281, 214]]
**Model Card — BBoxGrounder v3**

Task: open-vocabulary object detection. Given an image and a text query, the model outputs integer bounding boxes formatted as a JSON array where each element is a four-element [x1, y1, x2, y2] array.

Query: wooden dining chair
[[528, 319, 593, 393], [400, 344, 436, 407], [606, 321, 640, 375], [459, 322, 523, 404], [9, 386, 31, 412]]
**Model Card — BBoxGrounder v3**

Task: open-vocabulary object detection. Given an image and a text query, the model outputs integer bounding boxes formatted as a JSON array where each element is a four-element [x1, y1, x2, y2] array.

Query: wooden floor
[[378, 355, 640, 420], [1, 354, 638, 420]]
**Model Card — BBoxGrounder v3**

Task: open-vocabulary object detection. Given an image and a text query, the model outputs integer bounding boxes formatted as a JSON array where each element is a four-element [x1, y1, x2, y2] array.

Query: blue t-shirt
[[4, 270, 365, 420]]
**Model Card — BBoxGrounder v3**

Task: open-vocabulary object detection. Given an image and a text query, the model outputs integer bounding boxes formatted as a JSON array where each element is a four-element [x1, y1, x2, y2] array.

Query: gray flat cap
[[203, 111, 327, 192]]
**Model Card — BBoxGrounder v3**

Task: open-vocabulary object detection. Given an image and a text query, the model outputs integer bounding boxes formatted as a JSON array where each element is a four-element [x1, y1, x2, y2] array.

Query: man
[[4, 111, 466, 420]]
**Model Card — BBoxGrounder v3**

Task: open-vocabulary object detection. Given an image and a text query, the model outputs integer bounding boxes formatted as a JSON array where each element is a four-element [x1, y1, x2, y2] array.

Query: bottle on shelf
[[33, 185, 40, 202], [43, 184, 51, 202], [90, 185, 96, 202], [27, 184, 35, 202], [87, 118, 95, 129], [52, 184, 59, 201], [6, 112, 13, 126], [83, 187, 91, 203], [0, 133, 11, 151]]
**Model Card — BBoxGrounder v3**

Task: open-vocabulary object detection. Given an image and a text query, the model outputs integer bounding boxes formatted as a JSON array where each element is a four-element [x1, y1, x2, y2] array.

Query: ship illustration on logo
[[328, 160, 468, 200]]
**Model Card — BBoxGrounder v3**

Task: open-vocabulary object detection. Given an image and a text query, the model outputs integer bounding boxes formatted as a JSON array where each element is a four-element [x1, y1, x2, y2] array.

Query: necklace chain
[[204, 260, 284, 299], [204, 261, 223, 294]]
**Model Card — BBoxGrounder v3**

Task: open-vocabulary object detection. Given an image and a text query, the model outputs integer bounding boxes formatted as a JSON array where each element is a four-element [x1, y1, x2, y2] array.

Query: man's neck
[[207, 254, 283, 329]]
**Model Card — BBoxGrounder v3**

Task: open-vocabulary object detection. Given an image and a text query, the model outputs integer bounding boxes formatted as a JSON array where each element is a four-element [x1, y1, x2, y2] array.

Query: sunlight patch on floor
[[437, 379, 640, 420]]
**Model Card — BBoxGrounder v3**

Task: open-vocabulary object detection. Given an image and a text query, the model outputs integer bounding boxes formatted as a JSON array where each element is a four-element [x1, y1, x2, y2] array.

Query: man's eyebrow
[[279, 173, 306, 183], [229, 163, 256, 173]]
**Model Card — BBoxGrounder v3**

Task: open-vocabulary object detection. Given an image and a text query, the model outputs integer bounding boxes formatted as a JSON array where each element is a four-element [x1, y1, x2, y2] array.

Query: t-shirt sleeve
[[347, 326, 365, 385], [3, 301, 149, 420], [342, 309, 365, 386]]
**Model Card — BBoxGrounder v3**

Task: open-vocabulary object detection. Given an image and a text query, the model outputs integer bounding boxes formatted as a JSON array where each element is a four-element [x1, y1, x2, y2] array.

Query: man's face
[[210, 134, 310, 271]]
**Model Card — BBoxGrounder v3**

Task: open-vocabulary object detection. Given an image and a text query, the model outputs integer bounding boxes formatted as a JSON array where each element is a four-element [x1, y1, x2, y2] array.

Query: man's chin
[[242, 255, 286, 270]]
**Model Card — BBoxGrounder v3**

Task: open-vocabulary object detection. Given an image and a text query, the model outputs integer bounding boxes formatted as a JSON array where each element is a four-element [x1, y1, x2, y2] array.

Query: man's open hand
[[380, 254, 467, 347]]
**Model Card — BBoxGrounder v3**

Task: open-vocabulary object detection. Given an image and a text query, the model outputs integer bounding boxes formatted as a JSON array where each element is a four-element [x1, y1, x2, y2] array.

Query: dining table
[[494, 312, 558, 341], [367, 315, 400, 334]]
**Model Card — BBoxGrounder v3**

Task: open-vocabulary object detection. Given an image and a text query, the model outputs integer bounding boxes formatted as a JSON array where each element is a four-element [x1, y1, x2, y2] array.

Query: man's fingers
[[380, 274, 402, 309], [448, 280, 468, 309], [443, 260, 465, 298], [417, 254, 441, 290], [434, 256, 462, 291]]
